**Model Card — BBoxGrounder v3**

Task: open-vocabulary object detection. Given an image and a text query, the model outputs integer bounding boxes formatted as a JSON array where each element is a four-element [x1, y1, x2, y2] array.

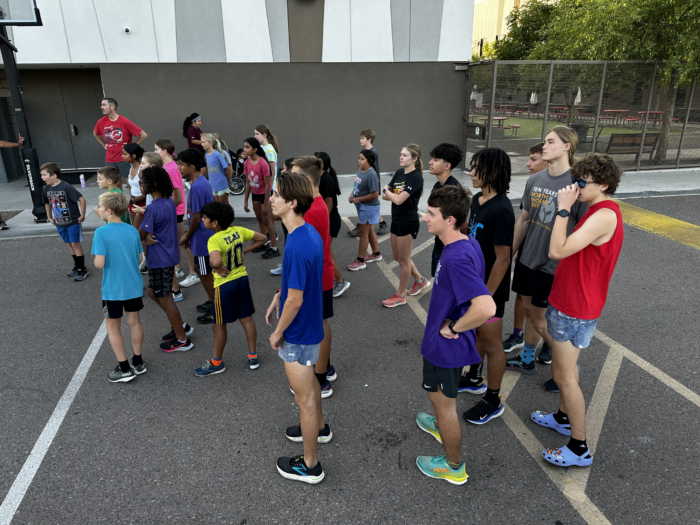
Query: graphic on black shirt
[[42, 181, 82, 227], [388, 168, 423, 223]]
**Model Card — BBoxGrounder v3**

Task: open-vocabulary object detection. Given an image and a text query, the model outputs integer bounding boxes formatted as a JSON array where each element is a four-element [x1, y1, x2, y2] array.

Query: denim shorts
[[546, 305, 598, 349], [277, 339, 320, 366], [356, 202, 380, 225]]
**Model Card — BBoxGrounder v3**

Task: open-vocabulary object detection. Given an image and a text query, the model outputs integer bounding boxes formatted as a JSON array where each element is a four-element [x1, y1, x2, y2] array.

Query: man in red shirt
[[531, 153, 623, 469], [93, 98, 147, 188], [290, 156, 337, 399]]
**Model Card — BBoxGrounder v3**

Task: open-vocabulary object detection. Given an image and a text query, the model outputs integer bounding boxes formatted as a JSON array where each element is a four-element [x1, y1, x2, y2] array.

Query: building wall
[[99, 62, 467, 174], [472, 0, 521, 56], [8, 0, 473, 64]]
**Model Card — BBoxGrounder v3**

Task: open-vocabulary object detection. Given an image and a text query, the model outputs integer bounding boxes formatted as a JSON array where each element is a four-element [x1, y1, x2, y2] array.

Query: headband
[[192, 116, 201, 123]]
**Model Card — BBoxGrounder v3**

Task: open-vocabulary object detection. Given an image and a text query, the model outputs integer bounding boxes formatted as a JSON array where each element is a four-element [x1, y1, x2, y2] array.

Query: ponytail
[[182, 113, 200, 138], [404, 143, 423, 173], [314, 151, 341, 196], [255, 124, 279, 153]]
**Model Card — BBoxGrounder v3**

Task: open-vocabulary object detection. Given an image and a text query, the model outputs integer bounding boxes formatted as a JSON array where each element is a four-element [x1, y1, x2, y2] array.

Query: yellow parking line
[[616, 200, 700, 251]]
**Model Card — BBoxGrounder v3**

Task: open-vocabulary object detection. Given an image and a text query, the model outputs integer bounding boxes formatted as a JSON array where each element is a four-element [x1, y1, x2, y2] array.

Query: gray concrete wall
[[99, 62, 466, 174]]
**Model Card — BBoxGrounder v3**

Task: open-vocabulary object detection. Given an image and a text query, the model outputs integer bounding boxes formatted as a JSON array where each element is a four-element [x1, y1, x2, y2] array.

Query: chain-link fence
[[464, 61, 699, 175]]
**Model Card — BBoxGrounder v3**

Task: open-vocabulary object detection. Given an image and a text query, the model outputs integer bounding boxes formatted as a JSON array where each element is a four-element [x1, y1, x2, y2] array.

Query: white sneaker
[[139, 258, 146, 270], [179, 274, 201, 288], [332, 280, 351, 298], [270, 263, 283, 276]]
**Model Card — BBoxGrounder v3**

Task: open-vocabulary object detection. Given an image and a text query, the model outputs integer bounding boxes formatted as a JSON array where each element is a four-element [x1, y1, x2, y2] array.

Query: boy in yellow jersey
[[194, 201, 268, 376]]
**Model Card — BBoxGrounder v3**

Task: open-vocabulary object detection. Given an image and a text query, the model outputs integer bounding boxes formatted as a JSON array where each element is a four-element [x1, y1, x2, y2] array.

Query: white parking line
[[0, 321, 107, 525]]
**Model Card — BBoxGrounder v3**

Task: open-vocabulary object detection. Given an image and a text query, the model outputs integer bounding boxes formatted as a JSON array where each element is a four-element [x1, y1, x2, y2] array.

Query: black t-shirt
[[318, 171, 339, 220], [468, 192, 515, 303], [42, 180, 83, 228], [388, 168, 423, 223], [431, 176, 463, 255]]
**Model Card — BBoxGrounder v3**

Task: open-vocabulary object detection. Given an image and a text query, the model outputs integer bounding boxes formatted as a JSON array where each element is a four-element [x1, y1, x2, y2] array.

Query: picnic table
[[479, 116, 510, 128], [604, 109, 630, 126], [638, 111, 664, 127]]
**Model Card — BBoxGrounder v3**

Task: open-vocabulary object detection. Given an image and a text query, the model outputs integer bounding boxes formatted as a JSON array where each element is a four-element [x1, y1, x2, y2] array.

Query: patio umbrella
[[470, 88, 477, 101], [530, 92, 538, 104], [574, 87, 582, 106]]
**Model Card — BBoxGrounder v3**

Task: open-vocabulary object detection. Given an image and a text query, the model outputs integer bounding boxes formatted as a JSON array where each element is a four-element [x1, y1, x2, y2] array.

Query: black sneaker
[[162, 323, 194, 341], [0, 220, 8, 230], [543, 377, 559, 393], [73, 269, 89, 282], [276, 455, 324, 484], [197, 313, 214, 324], [131, 358, 147, 375], [67, 267, 80, 277], [457, 376, 487, 394], [505, 355, 537, 375], [537, 342, 552, 364], [377, 220, 388, 235], [347, 224, 359, 237], [196, 300, 212, 313], [262, 247, 280, 259], [285, 423, 333, 443], [463, 397, 505, 425], [160, 338, 194, 352], [108, 365, 136, 383], [253, 241, 270, 253], [503, 333, 524, 352], [140, 265, 149, 274]]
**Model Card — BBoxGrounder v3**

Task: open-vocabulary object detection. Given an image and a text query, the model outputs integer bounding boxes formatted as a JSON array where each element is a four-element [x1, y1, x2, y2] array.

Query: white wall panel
[[222, 0, 273, 62], [438, 0, 473, 61], [151, 0, 178, 62], [350, 0, 393, 62], [60, 0, 106, 63], [93, 0, 159, 62], [322, 0, 351, 62], [13, 0, 71, 64]]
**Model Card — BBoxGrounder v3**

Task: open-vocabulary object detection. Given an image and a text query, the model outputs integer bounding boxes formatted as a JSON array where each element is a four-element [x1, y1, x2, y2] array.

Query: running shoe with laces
[[332, 280, 350, 297], [505, 355, 537, 374], [458, 376, 487, 394], [347, 259, 366, 271], [194, 360, 226, 376], [416, 412, 442, 443], [285, 423, 333, 443], [270, 263, 283, 276], [162, 323, 194, 341], [175, 269, 186, 279], [73, 270, 89, 282], [0, 220, 8, 230], [262, 247, 281, 259], [347, 224, 359, 237], [160, 338, 194, 352], [463, 397, 504, 425], [320, 380, 333, 398], [276, 455, 324, 484], [416, 455, 468, 485], [248, 357, 259, 369], [67, 267, 80, 277], [326, 365, 337, 382], [253, 241, 270, 253], [382, 293, 407, 308], [364, 253, 382, 263], [377, 221, 388, 235], [108, 365, 136, 383], [537, 342, 552, 364], [172, 288, 184, 302], [179, 274, 200, 288], [196, 300, 212, 313], [407, 278, 431, 296], [197, 313, 213, 324], [503, 333, 524, 352], [131, 358, 147, 375]]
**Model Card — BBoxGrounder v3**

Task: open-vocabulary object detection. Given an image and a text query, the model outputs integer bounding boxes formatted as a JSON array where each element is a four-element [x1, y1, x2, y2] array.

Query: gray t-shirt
[[353, 167, 380, 206], [520, 168, 588, 275]]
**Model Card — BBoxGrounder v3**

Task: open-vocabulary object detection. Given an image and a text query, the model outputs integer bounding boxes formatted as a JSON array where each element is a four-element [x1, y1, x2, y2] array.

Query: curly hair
[[469, 148, 511, 194], [139, 166, 173, 198], [571, 153, 623, 195]]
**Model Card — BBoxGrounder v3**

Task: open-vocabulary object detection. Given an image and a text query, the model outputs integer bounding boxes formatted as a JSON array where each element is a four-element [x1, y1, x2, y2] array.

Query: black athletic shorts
[[511, 259, 526, 293], [213, 276, 255, 324], [391, 220, 420, 239], [102, 297, 144, 319], [177, 214, 184, 223], [251, 192, 265, 203], [329, 213, 341, 239], [422, 357, 461, 399], [194, 255, 212, 276], [323, 288, 334, 320], [493, 300, 506, 319], [148, 267, 174, 297], [513, 264, 555, 309]]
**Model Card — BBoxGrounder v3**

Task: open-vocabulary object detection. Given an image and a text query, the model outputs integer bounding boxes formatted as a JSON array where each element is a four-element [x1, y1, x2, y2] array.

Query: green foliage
[[492, 0, 556, 60]]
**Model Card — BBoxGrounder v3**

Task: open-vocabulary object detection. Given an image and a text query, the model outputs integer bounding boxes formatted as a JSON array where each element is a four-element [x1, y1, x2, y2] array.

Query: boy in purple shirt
[[415, 185, 495, 485], [138, 166, 194, 352], [177, 149, 215, 323]]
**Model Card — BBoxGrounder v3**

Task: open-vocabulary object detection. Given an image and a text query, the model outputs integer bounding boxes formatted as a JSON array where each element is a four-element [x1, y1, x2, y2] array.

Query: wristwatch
[[557, 209, 570, 218], [448, 320, 459, 335]]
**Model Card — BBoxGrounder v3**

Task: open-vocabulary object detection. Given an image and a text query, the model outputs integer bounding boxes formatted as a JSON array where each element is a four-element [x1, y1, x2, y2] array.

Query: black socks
[[118, 360, 130, 373], [132, 354, 143, 367], [567, 437, 589, 456], [484, 388, 500, 406], [71, 254, 78, 268], [553, 410, 569, 425], [315, 372, 327, 387], [357, 257, 365, 263], [75, 255, 85, 270], [373, 252, 380, 256]]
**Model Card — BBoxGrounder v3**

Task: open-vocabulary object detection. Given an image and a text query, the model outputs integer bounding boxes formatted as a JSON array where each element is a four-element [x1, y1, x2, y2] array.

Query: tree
[[496, 0, 700, 163], [492, 0, 556, 61]]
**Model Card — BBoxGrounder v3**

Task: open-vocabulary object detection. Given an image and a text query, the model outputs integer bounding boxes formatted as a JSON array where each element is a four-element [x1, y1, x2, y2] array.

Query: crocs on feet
[[542, 445, 593, 468], [531, 411, 571, 436]]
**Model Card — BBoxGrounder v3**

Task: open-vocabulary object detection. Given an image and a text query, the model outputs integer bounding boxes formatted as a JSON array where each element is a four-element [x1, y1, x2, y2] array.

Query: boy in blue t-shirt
[[415, 185, 495, 486], [177, 149, 215, 323], [92, 191, 145, 383], [265, 171, 326, 485], [138, 166, 194, 353]]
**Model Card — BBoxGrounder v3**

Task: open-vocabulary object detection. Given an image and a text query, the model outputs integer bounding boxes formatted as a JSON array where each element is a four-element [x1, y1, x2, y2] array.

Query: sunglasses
[[571, 177, 589, 189]]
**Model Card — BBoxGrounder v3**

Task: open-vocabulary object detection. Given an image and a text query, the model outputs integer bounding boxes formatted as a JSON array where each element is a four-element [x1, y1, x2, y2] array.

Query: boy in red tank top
[[530, 154, 624, 468]]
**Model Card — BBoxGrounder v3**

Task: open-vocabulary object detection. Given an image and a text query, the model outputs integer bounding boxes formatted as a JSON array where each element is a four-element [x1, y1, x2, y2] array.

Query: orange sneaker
[[408, 278, 431, 296], [382, 293, 407, 308]]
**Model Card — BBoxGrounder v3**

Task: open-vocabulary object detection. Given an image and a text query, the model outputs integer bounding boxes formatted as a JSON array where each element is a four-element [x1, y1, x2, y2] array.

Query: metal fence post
[[486, 60, 498, 148], [675, 78, 696, 168], [637, 62, 657, 171], [541, 61, 554, 140], [591, 61, 607, 154]]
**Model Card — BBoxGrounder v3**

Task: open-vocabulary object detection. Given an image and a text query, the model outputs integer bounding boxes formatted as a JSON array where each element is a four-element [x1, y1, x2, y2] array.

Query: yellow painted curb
[[615, 200, 700, 251]]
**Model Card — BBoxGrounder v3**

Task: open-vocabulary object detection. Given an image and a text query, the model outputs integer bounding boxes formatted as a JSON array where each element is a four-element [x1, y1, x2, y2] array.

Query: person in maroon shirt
[[531, 153, 623, 469], [93, 98, 147, 187], [290, 156, 337, 399]]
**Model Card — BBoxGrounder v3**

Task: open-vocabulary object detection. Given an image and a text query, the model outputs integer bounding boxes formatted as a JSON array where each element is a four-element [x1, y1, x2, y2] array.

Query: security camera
[[124, 27, 131, 34]]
